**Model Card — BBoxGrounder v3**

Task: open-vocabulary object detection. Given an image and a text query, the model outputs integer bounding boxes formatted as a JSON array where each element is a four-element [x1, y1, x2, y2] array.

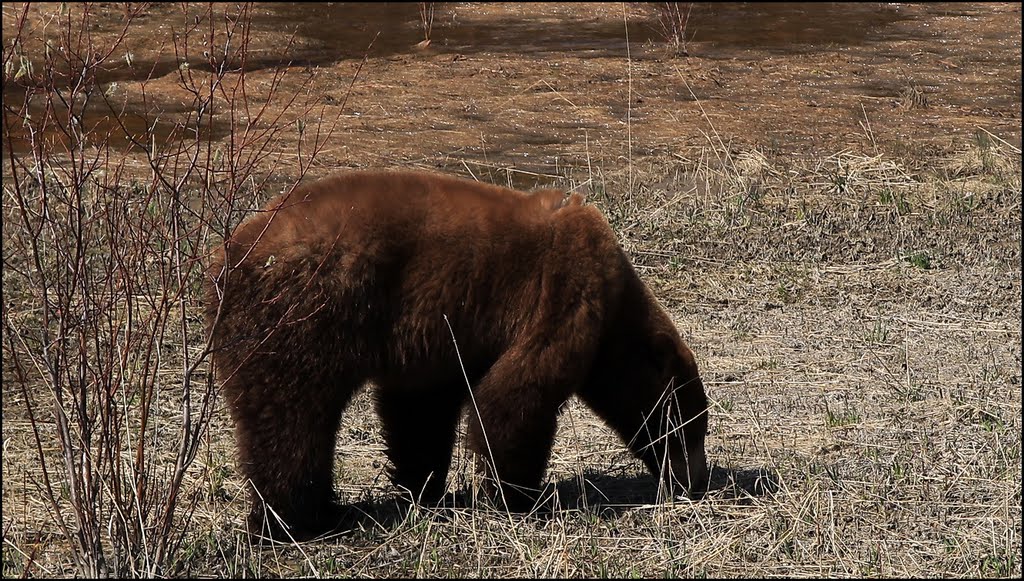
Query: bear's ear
[[564, 192, 585, 207], [532, 189, 584, 210]]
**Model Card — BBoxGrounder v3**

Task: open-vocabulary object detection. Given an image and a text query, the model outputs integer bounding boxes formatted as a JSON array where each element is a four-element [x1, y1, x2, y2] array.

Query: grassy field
[[2, 2, 1021, 578]]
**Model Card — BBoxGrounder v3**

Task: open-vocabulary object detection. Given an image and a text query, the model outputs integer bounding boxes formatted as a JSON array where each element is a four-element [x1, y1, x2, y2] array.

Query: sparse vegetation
[[419, 2, 435, 44], [650, 2, 694, 56], [904, 251, 933, 270], [3, 2, 1021, 579]]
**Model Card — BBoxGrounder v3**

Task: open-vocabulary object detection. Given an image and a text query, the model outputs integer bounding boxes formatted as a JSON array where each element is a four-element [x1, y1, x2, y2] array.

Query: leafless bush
[[419, 2, 435, 44], [652, 2, 693, 56], [1, 2, 356, 576]]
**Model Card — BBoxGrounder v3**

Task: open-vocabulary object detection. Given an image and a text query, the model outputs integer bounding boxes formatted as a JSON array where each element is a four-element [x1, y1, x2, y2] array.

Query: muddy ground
[[2, 2, 1021, 578]]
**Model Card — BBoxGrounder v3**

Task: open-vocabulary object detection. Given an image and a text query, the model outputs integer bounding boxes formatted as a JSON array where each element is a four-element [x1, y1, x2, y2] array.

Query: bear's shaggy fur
[[205, 170, 709, 541]]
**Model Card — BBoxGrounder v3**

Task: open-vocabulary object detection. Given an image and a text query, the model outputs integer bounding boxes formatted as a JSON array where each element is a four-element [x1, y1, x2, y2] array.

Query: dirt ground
[[3, 2, 1022, 177], [2, 2, 1021, 578]]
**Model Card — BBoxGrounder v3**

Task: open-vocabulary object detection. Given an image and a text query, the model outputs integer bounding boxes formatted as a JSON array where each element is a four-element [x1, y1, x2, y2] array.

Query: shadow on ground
[[309, 464, 779, 542], [544, 463, 780, 514]]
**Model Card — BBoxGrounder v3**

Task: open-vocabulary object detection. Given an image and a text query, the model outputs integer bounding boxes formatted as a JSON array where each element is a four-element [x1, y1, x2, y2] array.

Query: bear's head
[[630, 330, 710, 498]]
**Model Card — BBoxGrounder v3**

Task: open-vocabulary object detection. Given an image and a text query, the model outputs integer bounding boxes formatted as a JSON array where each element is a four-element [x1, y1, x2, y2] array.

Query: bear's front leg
[[464, 350, 580, 512]]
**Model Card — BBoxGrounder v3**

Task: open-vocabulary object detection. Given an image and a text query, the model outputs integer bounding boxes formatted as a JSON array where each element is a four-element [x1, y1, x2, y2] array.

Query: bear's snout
[[682, 444, 709, 499], [667, 437, 708, 499]]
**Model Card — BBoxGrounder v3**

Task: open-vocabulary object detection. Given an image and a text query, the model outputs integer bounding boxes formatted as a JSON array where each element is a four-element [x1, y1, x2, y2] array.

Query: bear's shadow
[[545, 463, 780, 516], [324, 464, 778, 539]]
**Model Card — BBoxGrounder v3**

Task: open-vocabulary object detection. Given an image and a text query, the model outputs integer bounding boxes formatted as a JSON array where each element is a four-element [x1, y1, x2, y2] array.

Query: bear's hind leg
[[375, 384, 463, 504], [229, 370, 356, 542]]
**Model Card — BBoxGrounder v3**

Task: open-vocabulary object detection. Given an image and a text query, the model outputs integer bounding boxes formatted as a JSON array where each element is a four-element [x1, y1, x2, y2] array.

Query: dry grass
[[4, 140, 1020, 578]]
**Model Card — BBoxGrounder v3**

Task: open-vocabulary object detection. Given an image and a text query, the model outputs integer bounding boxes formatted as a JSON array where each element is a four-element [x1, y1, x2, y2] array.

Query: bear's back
[[206, 169, 631, 384], [223, 171, 586, 263]]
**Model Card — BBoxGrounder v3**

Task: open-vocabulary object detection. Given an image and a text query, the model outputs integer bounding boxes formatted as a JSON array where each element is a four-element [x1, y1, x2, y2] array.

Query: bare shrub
[[1, 2, 358, 576], [651, 2, 693, 56], [419, 2, 435, 44]]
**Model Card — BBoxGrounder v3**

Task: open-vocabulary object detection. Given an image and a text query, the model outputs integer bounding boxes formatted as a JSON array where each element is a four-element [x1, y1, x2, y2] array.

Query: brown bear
[[205, 170, 709, 541]]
